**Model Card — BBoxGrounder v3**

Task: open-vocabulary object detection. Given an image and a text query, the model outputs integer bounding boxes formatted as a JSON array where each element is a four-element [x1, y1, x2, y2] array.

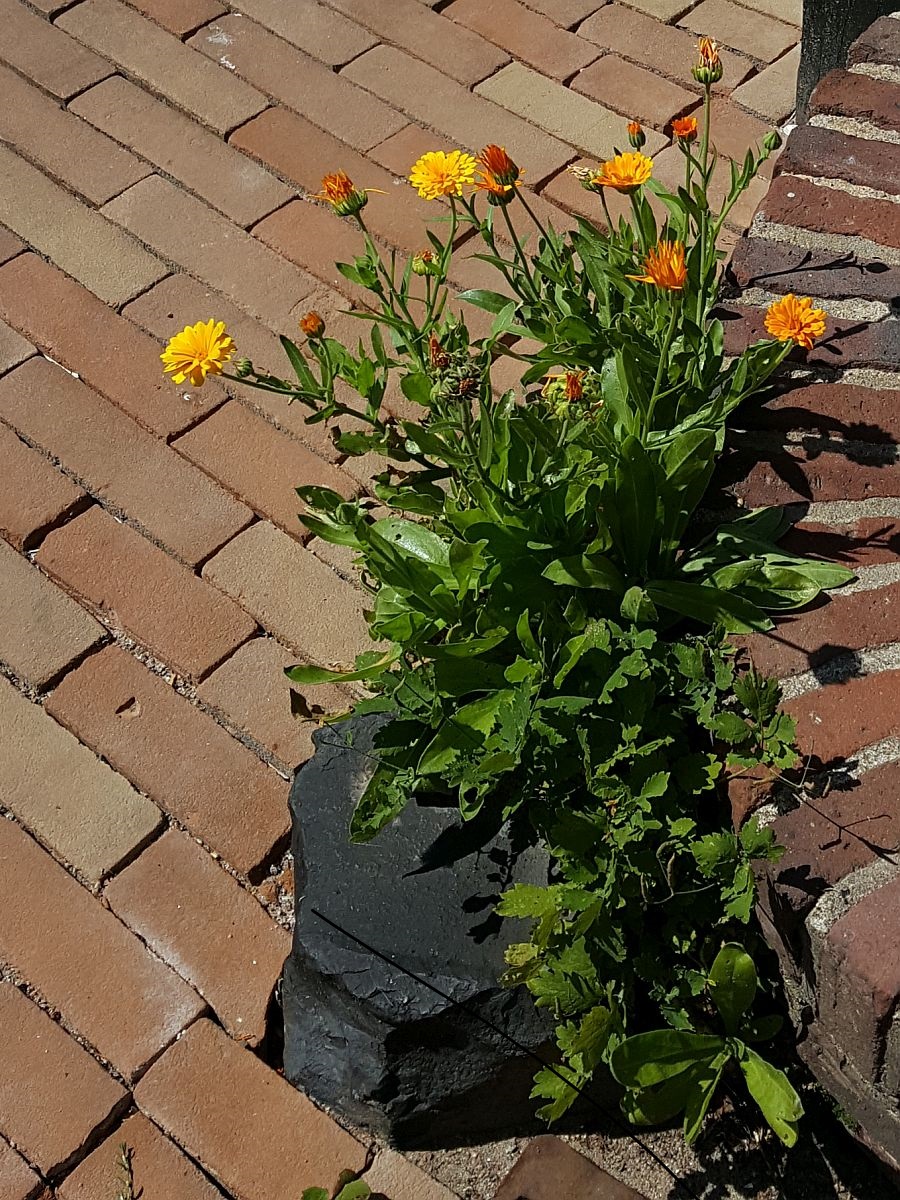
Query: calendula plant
[[162, 36, 848, 1148]]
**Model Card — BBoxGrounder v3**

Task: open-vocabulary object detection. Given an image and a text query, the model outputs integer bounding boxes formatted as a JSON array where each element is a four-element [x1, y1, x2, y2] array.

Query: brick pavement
[[0, 0, 803, 1196]]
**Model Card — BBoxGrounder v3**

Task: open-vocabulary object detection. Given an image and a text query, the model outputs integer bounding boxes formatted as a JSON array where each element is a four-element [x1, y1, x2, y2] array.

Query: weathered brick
[[780, 518, 900, 569], [820, 875, 900, 1080], [46, 645, 290, 878], [325, 0, 508, 84], [571, 54, 698, 131], [0, 65, 148, 206], [230, 107, 438, 253], [736, 0, 802, 24], [363, 1150, 458, 1200], [173, 400, 356, 540], [198, 636, 352, 769], [57, 1114, 221, 1200], [495, 1136, 644, 1200], [737, 382, 900, 442], [731, 447, 900, 507], [809, 69, 900, 135], [71, 77, 291, 227], [760, 175, 900, 248], [679, 0, 797, 62], [731, 46, 801, 123], [729, 235, 900, 302], [721, 303, 900, 372], [121, 273, 346, 460], [0, 819, 206, 1082], [106, 829, 290, 1044], [577, 6, 754, 91], [0, 227, 24, 266], [0, 0, 111, 99], [477, 61, 666, 159], [342, 44, 575, 185], [203, 521, 372, 666], [0, 1136, 41, 1200], [446, 0, 597, 80], [37, 507, 256, 680], [0, 318, 34, 375], [849, 16, 900, 69], [57, 0, 267, 135], [228, 0, 375, 65], [0, 255, 221, 440], [125, 0, 225, 36], [0, 359, 251, 566], [103, 175, 321, 329], [777, 123, 900, 198], [134, 1019, 367, 1198], [702, 99, 778, 173], [0, 982, 126, 1176], [0, 146, 165, 306], [189, 16, 406, 150], [0, 536, 103, 688], [521, 0, 601, 22], [789, 670, 900, 763], [740, 583, 900, 678], [0, 673, 162, 884]]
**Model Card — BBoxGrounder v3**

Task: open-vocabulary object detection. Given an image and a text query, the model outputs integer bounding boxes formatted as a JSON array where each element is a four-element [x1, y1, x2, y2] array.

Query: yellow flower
[[764, 294, 827, 350], [161, 319, 234, 387], [627, 240, 688, 290], [671, 115, 698, 143], [589, 151, 653, 194], [409, 150, 477, 200], [316, 170, 371, 216], [693, 36, 723, 84]]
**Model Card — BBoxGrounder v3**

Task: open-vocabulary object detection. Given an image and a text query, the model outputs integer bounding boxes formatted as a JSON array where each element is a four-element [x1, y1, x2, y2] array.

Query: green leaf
[[543, 555, 625, 591], [284, 646, 401, 685], [400, 372, 431, 406], [739, 1046, 804, 1147], [349, 763, 414, 843], [646, 579, 773, 633], [610, 1030, 725, 1089], [301, 1189, 330, 1200], [417, 692, 511, 775], [457, 288, 517, 315], [708, 943, 757, 1035], [683, 1051, 728, 1144], [496, 883, 558, 919], [335, 1183, 372, 1200], [530, 1063, 581, 1122], [691, 831, 739, 876], [280, 335, 317, 391], [709, 711, 752, 744]]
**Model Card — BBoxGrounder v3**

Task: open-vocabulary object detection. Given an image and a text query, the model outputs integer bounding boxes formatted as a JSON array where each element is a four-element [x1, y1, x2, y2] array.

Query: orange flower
[[299, 311, 325, 339], [693, 36, 723, 84], [316, 170, 378, 216], [429, 334, 450, 370], [627, 121, 646, 150], [627, 240, 688, 290], [764, 294, 827, 350], [589, 151, 653, 194], [478, 145, 520, 187], [565, 370, 585, 401], [672, 115, 698, 143]]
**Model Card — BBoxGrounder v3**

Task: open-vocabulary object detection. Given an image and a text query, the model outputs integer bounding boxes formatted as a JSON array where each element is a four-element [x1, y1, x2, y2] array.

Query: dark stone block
[[796, 2, 897, 122], [281, 713, 557, 1147]]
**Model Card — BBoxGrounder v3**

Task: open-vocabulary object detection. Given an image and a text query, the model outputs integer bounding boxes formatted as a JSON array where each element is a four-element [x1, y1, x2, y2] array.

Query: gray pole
[[795, 0, 897, 123]]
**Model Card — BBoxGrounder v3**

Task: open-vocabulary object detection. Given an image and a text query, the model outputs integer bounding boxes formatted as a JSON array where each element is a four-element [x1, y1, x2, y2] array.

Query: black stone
[[281, 713, 557, 1147], [796, 0, 897, 123]]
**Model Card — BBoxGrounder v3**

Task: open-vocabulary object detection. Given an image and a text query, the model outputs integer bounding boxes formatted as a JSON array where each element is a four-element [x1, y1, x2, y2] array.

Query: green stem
[[695, 85, 713, 327], [500, 200, 541, 303], [645, 299, 681, 435]]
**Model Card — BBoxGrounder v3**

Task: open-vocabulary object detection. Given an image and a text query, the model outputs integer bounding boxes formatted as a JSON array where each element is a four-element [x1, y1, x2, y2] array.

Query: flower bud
[[762, 129, 783, 153], [411, 249, 443, 277], [567, 164, 600, 193], [299, 311, 326, 339], [627, 121, 646, 150], [692, 36, 723, 84], [233, 357, 253, 378]]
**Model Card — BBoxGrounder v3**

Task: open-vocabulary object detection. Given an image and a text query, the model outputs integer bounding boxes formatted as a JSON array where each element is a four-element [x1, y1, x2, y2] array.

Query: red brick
[[173, 401, 357, 540], [121, 273, 347, 462], [46, 645, 290, 878], [0, 0, 112, 100], [228, 0, 376, 66], [0, 359, 251, 566], [495, 1136, 644, 1200], [729, 235, 900, 302], [189, 16, 406, 150], [741, 583, 900, 679], [0, 317, 34, 375], [0, 820, 206, 1083], [198, 636, 352, 769], [0, 536, 104, 689], [736, 0, 802, 24], [106, 829, 289, 1043], [739, 381, 900, 442], [731, 449, 900, 507], [0, 1136, 41, 1200], [849, 16, 900, 69], [577, 5, 754, 92], [731, 45, 801, 123], [0, 227, 24, 266], [679, 0, 797, 63], [37, 507, 255, 679], [0, 255, 221, 440], [202, 520, 373, 666], [760, 174, 900, 249], [103, 175, 322, 330], [0, 145, 166, 307], [520, 0, 601, 21], [0, 983, 126, 1177], [0, 65, 148, 206], [571, 54, 698, 131], [446, 0, 597, 80], [788, 670, 900, 764], [821, 874, 900, 1079], [230, 107, 439, 254], [71, 77, 291, 227], [134, 1019, 367, 1199], [777, 123, 900, 198], [126, 0, 225, 36], [57, 0, 267, 135], [342, 44, 575, 185], [0, 672, 163, 886], [57, 1114, 221, 1200], [702, 100, 779, 176], [809, 68, 900, 135], [780, 518, 900, 569], [326, 0, 508, 84]]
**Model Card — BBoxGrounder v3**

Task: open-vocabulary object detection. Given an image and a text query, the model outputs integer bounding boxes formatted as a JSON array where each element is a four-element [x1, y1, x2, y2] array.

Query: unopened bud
[[234, 357, 253, 378], [762, 129, 783, 153], [299, 311, 326, 339], [411, 249, 442, 277], [627, 121, 646, 150]]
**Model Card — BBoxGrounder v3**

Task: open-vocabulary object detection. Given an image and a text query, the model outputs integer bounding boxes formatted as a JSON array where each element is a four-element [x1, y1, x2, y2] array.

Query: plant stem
[[500, 201, 541, 304], [645, 299, 681, 435]]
